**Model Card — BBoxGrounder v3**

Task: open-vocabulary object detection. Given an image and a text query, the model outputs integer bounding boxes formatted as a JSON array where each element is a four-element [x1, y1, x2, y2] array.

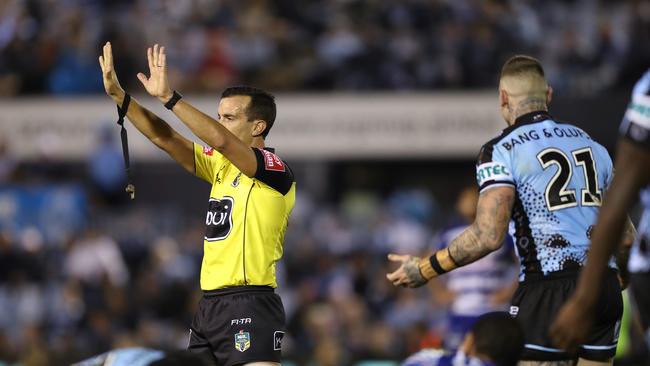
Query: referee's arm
[[137, 44, 258, 178], [99, 42, 194, 173], [165, 99, 257, 177]]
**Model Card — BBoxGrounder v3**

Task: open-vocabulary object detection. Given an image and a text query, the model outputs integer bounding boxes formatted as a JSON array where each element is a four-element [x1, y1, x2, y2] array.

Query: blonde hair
[[499, 55, 548, 99]]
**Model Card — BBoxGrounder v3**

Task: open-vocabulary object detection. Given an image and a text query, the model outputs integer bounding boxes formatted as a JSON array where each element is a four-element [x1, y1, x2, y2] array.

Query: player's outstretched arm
[[137, 44, 257, 178], [446, 186, 515, 265], [386, 186, 515, 288], [99, 42, 194, 173], [551, 139, 650, 350]]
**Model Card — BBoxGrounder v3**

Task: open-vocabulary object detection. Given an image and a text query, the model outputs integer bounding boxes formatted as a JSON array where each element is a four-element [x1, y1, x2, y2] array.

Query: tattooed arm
[[387, 186, 515, 287], [446, 186, 515, 265]]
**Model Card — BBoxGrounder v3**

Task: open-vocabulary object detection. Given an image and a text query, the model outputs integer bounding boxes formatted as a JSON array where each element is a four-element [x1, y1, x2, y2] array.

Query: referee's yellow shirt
[[193, 143, 296, 290]]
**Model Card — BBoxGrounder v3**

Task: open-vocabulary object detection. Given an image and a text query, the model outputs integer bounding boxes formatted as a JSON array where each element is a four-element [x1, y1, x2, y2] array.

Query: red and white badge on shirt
[[260, 149, 285, 172], [203, 146, 214, 156]]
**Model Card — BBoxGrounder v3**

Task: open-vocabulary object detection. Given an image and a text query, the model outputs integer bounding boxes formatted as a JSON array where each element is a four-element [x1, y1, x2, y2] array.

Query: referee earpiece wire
[[116, 93, 135, 200]]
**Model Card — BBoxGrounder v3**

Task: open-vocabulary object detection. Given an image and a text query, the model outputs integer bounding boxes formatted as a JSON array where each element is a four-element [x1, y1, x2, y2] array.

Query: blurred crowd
[[1, 0, 650, 365], [0, 0, 649, 96], [0, 136, 512, 365]]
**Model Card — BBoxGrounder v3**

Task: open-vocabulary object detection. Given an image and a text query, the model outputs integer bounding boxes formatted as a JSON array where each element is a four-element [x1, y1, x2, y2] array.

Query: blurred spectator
[[0, 137, 16, 183], [64, 229, 129, 288], [87, 123, 128, 205]]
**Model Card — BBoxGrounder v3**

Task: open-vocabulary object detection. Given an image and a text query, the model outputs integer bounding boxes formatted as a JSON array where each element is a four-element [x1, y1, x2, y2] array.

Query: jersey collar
[[263, 147, 276, 153], [514, 110, 552, 126]]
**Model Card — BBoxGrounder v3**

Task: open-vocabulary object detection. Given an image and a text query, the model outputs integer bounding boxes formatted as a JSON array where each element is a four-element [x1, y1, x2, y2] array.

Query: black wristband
[[164, 90, 182, 110], [429, 253, 447, 275]]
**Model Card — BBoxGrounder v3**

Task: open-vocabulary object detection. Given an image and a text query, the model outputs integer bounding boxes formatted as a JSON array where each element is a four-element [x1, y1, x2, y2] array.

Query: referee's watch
[[164, 90, 183, 110]]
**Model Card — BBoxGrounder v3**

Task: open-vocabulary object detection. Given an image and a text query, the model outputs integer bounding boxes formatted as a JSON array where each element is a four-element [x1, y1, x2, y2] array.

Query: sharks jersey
[[621, 69, 650, 273], [476, 111, 614, 281]]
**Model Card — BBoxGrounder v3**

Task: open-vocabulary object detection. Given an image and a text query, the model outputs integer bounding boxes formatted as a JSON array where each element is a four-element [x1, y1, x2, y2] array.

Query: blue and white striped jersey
[[402, 349, 495, 366], [476, 111, 614, 280], [621, 69, 650, 273], [435, 223, 516, 316]]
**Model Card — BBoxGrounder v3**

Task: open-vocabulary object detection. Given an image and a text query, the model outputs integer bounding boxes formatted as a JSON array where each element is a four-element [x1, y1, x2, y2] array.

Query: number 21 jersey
[[476, 111, 614, 281]]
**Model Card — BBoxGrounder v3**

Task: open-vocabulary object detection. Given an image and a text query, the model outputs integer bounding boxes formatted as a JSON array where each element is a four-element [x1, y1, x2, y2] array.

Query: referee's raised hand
[[137, 44, 174, 104], [98, 42, 125, 102]]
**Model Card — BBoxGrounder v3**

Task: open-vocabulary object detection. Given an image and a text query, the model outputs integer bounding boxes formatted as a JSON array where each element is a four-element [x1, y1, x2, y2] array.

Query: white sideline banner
[[0, 93, 504, 161]]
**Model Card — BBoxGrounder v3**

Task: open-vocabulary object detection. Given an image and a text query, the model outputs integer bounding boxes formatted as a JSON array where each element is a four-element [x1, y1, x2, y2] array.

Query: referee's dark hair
[[221, 86, 276, 138], [471, 312, 525, 366]]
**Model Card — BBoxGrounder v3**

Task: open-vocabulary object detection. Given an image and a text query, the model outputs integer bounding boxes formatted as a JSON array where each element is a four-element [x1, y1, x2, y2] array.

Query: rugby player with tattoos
[[387, 56, 634, 366]]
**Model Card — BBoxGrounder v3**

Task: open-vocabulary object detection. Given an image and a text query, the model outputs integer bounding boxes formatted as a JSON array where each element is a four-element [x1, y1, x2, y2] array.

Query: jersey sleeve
[[193, 143, 223, 183], [620, 69, 650, 150], [253, 148, 295, 195], [475, 143, 515, 193]]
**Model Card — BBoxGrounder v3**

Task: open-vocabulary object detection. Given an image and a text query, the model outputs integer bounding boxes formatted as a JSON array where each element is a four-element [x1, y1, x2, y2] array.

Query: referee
[[99, 42, 296, 366]]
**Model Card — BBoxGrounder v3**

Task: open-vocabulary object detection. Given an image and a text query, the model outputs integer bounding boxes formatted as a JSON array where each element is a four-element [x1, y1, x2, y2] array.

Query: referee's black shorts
[[188, 286, 286, 366], [511, 268, 623, 362]]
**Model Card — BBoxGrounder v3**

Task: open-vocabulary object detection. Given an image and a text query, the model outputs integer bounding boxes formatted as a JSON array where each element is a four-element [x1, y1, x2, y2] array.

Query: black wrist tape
[[429, 253, 447, 275], [164, 90, 182, 110]]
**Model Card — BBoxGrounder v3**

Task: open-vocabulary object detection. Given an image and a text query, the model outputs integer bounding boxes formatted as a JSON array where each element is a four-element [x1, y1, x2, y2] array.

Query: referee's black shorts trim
[[202, 285, 274, 297]]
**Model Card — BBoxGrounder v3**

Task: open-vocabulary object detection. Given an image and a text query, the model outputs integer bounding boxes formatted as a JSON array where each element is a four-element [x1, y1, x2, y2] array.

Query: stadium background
[[0, 0, 648, 365]]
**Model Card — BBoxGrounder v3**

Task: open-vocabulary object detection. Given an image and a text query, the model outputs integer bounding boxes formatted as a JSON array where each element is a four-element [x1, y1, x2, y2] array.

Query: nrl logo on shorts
[[234, 330, 251, 352]]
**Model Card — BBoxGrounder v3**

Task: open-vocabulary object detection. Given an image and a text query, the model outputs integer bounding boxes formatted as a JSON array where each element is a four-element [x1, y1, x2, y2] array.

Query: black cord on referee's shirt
[[116, 93, 135, 200]]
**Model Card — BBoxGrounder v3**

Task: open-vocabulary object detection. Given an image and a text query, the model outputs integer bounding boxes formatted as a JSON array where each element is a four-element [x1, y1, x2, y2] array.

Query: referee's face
[[217, 95, 258, 145]]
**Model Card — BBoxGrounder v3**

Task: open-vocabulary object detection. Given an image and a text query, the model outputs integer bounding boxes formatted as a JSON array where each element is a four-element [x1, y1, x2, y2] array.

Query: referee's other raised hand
[[98, 41, 125, 102], [137, 44, 173, 104]]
